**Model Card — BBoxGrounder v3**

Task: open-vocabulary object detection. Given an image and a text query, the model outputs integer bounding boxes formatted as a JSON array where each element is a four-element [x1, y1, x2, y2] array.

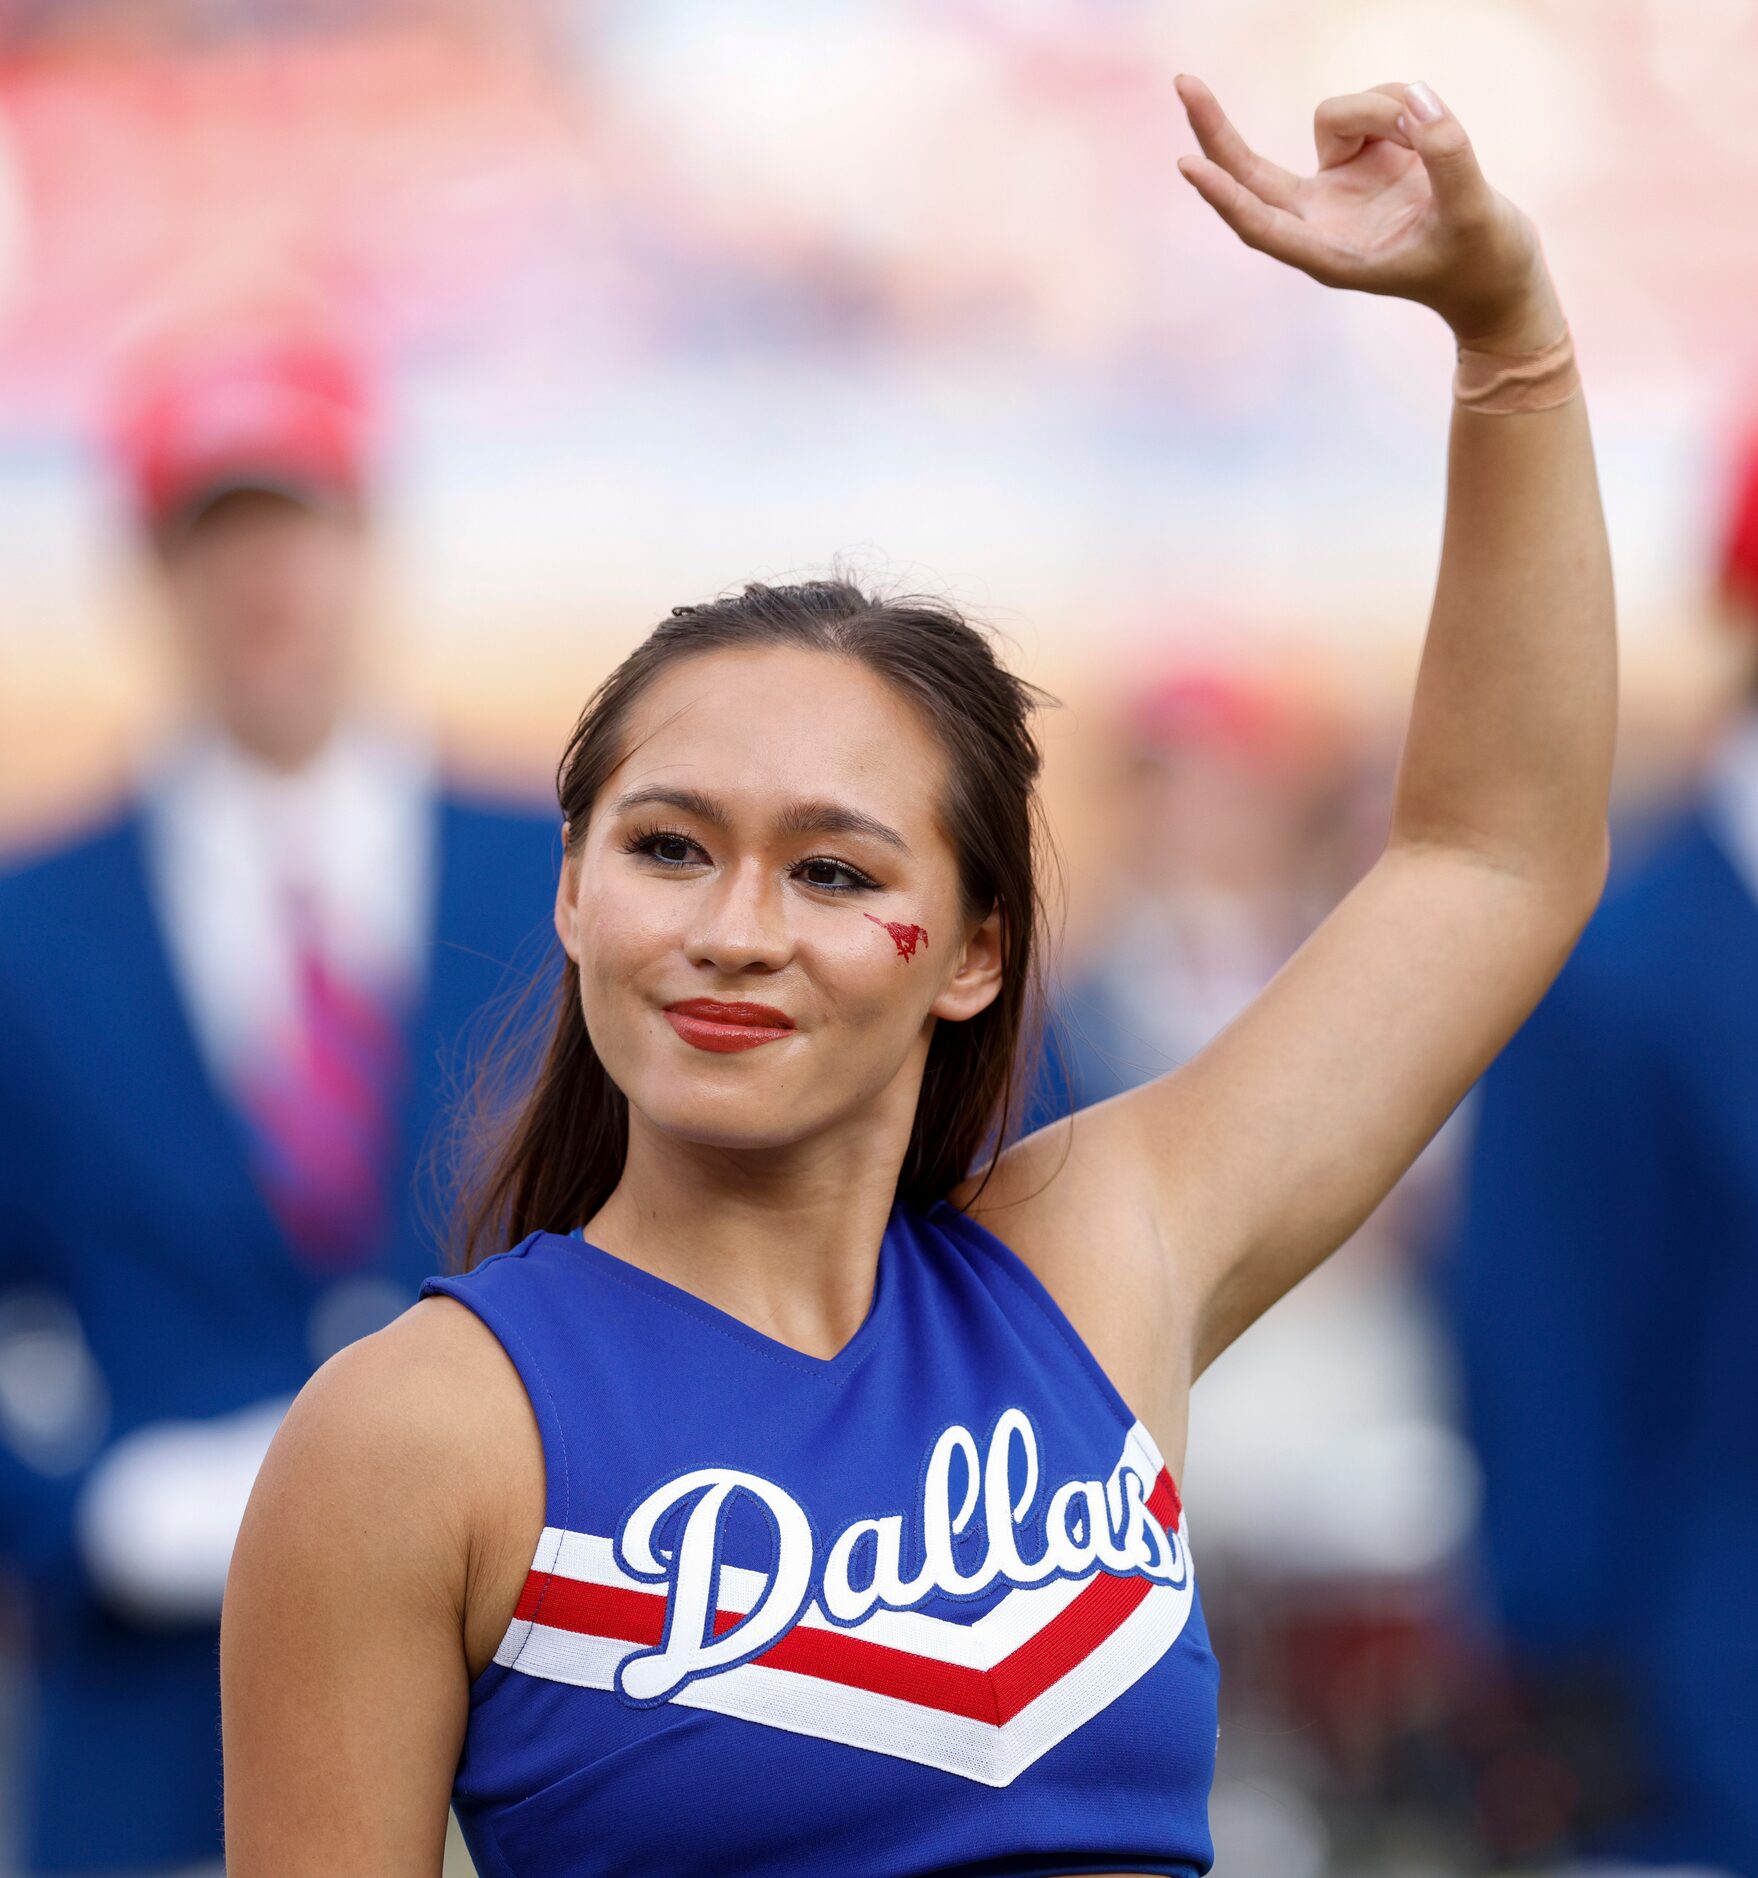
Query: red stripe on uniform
[[509, 1465, 1184, 1725], [514, 1575, 666, 1644], [990, 1569, 1151, 1723], [1148, 1467, 1181, 1533], [751, 1617, 999, 1720]]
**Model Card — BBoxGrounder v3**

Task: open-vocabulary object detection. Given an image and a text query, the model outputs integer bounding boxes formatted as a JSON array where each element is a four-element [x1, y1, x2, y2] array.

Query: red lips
[[664, 998, 797, 1054]]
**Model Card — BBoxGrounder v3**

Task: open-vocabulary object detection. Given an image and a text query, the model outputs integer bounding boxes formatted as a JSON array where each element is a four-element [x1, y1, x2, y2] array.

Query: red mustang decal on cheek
[[864, 914, 929, 961]]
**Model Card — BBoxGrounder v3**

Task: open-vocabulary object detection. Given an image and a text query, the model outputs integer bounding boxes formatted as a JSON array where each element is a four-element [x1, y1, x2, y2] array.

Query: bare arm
[[221, 1300, 541, 1874], [976, 77, 1613, 1417]]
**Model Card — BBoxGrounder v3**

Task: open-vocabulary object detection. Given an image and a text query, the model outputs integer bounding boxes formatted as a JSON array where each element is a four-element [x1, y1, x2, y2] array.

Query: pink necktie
[[236, 895, 405, 1273]]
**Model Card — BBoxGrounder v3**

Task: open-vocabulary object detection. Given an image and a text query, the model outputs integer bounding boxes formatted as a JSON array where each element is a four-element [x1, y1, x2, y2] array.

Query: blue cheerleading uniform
[[421, 1199, 1219, 1877]]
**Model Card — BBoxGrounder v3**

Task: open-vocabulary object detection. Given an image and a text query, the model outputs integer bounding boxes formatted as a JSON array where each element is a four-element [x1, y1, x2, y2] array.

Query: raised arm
[[977, 77, 1614, 1414]]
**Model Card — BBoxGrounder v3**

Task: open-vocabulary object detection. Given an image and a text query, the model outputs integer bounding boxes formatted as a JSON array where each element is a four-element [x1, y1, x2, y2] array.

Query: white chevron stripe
[[499, 1566, 1195, 1786]]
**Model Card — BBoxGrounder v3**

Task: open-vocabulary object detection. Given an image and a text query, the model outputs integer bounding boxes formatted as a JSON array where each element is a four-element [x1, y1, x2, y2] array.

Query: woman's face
[[556, 645, 1004, 1156]]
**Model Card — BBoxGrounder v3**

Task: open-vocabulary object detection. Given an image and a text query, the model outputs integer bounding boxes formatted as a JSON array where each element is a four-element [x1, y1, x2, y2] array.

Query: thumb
[[1397, 82, 1492, 226]]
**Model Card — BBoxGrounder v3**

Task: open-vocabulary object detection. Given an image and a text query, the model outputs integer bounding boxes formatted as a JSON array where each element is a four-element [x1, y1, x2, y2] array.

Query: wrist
[[1449, 267, 1566, 358]]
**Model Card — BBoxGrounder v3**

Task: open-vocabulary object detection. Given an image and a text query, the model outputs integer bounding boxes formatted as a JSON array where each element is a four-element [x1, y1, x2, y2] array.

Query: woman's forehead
[[607, 646, 949, 826]]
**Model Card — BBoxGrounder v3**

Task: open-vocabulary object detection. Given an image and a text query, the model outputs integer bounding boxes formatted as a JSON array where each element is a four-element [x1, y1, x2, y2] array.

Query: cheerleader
[[222, 75, 1613, 1877]]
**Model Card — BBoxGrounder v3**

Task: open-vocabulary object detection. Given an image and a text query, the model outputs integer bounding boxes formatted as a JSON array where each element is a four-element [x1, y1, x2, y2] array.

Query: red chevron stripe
[[511, 1467, 1182, 1725]]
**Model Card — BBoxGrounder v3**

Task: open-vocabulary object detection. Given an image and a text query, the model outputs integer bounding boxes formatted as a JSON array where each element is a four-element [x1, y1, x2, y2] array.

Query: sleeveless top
[[420, 1199, 1219, 1878]]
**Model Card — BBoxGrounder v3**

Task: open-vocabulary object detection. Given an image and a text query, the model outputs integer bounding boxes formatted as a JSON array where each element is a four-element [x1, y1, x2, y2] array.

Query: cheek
[[805, 917, 938, 1036], [569, 870, 677, 1000], [860, 912, 931, 962]]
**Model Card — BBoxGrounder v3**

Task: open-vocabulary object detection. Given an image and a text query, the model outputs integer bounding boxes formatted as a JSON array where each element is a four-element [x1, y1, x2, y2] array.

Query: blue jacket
[[0, 793, 558, 1872], [1445, 805, 1758, 1874]]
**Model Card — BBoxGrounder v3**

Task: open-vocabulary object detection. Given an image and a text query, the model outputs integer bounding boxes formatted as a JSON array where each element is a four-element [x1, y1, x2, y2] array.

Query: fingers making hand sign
[[1175, 75, 1558, 352]]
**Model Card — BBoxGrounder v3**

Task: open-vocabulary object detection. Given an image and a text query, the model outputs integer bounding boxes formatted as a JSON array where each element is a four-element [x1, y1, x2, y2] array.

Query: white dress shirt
[[140, 723, 438, 1092], [70, 725, 439, 1626]]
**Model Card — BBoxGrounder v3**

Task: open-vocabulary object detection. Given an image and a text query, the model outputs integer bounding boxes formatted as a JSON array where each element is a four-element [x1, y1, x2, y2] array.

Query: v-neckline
[[561, 1215, 895, 1379]]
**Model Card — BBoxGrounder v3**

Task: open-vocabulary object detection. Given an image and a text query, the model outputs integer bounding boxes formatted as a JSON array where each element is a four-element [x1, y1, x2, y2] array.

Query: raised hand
[[1176, 75, 1561, 354]]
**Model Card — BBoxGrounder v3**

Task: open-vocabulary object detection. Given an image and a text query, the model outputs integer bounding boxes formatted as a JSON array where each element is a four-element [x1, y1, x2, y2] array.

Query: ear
[[930, 901, 1006, 1025], [553, 823, 582, 962]]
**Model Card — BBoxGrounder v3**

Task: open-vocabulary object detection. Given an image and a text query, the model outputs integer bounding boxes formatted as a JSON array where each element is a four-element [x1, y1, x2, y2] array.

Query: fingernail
[[1406, 81, 1445, 122]]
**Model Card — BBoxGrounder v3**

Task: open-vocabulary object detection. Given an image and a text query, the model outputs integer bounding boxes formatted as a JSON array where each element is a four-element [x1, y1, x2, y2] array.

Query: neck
[[582, 1099, 917, 1363], [207, 705, 347, 774]]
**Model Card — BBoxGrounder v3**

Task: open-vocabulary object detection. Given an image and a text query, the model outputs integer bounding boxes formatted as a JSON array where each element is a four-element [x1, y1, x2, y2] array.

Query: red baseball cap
[[1125, 669, 1326, 777], [111, 325, 374, 533]]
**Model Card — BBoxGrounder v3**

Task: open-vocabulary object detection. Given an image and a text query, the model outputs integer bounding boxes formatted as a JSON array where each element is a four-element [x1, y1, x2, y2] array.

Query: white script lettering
[[612, 1413, 1183, 1703]]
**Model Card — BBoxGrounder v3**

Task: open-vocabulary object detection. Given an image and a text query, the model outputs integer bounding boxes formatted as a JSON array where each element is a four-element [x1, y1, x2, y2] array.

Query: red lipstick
[[664, 998, 797, 1054]]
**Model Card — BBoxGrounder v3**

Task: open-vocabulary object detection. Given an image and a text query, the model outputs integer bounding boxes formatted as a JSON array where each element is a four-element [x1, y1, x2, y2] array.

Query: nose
[[683, 856, 793, 975]]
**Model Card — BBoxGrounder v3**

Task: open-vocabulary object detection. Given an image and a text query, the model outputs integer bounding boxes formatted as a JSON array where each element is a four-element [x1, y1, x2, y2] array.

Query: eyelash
[[620, 825, 881, 895]]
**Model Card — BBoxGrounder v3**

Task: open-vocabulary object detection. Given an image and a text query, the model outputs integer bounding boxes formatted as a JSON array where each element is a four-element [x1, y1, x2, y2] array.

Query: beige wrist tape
[[1453, 326, 1580, 415]]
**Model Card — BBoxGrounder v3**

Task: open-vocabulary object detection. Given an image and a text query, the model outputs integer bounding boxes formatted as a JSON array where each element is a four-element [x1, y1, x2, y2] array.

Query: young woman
[[222, 75, 1614, 1877]]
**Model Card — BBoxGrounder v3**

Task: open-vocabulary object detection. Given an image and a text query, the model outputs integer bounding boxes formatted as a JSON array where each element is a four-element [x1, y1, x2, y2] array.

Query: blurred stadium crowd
[[1, 2, 1757, 1875]]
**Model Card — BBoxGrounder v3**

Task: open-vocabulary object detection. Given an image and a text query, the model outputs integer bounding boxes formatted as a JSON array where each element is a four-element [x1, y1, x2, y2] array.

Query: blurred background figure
[[0, 313, 555, 1875], [1035, 663, 1347, 1115], [1441, 420, 1758, 1878]]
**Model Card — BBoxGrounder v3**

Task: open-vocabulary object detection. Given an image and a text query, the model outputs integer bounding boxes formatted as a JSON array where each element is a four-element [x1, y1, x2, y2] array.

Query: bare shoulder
[[223, 1297, 544, 1870], [264, 1293, 524, 1516], [241, 1292, 546, 1677], [948, 1091, 1195, 1470]]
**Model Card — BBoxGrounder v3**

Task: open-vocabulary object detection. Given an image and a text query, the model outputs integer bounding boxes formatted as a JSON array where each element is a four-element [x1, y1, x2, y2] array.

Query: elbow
[[1528, 820, 1612, 972], [1565, 819, 1614, 932], [1507, 810, 1614, 931], [1395, 814, 1613, 928]]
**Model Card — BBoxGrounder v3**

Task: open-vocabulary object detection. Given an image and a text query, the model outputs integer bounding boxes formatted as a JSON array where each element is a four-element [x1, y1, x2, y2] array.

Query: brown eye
[[625, 829, 706, 868], [795, 857, 876, 893]]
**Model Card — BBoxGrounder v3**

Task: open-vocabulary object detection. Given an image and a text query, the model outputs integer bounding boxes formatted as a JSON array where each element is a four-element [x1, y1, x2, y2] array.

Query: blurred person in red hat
[[1443, 419, 1758, 1873], [1030, 662, 1347, 1116], [113, 326, 379, 768], [0, 320, 557, 1875]]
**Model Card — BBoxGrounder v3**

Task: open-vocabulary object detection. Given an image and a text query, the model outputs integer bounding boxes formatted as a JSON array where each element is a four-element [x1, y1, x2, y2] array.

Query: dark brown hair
[[456, 576, 1055, 1270]]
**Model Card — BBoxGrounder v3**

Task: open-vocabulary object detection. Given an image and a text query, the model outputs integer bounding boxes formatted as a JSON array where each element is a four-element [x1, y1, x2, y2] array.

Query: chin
[[634, 1088, 819, 1155], [608, 1043, 808, 1150]]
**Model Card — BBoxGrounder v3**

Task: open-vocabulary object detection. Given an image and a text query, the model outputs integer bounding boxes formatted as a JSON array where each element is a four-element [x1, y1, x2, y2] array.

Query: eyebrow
[[609, 786, 911, 854]]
